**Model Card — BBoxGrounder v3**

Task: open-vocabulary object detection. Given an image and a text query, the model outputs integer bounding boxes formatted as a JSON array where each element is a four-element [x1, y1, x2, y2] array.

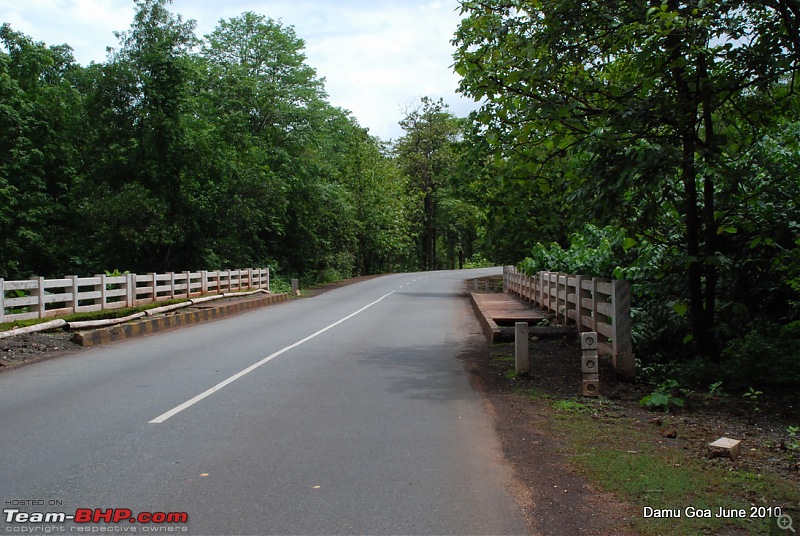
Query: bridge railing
[[0, 268, 270, 324], [503, 266, 634, 381]]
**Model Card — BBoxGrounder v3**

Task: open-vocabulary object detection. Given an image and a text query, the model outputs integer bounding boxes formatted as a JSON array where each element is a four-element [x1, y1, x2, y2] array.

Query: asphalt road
[[0, 269, 528, 535]]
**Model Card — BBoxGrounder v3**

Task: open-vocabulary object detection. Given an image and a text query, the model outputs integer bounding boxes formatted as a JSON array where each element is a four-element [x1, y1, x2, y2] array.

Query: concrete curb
[[468, 292, 501, 344], [71, 293, 290, 347]]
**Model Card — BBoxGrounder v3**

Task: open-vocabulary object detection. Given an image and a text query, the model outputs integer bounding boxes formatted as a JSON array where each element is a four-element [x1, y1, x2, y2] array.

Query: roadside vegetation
[[452, 1, 800, 394], [0, 1, 475, 287], [548, 395, 798, 535], [2, 1, 798, 398]]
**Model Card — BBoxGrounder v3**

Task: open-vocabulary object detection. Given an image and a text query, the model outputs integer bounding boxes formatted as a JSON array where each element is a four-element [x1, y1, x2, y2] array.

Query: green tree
[[201, 12, 324, 150], [453, 127, 573, 265], [335, 127, 414, 275], [453, 0, 800, 363], [76, 0, 200, 271], [201, 12, 359, 281], [0, 3, 440, 289], [394, 97, 463, 271], [0, 24, 81, 278]]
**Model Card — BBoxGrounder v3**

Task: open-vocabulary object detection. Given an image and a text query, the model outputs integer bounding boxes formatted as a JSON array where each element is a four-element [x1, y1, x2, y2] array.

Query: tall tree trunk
[[700, 54, 721, 362], [424, 190, 435, 270], [682, 133, 709, 359], [670, 10, 720, 362]]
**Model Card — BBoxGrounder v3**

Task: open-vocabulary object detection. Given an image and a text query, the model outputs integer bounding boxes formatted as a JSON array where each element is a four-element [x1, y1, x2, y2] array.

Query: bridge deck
[[470, 292, 547, 325]]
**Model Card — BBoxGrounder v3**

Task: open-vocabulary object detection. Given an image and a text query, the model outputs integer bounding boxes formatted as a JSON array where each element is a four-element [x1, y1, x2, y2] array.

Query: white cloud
[[0, 0, 132, 61], [0, 0, 478, 140]]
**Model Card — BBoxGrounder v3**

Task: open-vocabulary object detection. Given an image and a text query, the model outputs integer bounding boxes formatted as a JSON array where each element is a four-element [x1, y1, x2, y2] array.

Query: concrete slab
[[469, 290, 550, 343], [470, 292, 548, 324]]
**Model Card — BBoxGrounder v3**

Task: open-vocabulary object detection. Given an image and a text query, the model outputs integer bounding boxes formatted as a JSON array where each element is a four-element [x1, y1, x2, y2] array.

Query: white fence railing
[[503, 266, 634, 381], [1, 269, 270, 323]]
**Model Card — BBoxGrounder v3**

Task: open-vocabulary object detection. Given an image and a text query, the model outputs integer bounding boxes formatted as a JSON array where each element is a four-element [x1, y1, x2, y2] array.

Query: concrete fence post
[[612, 279, 636, 381], [515, 322, 529, 374], [126, 273, 135, 307], [68, 275, 79, 313], [525, 272, 532, 302], [36, 276, 46, 319], [150, 273, 157, 302], [574, 275, 583, 329], [559, 272, 568, 323], [542, 272, 549, 312], [590, 277, 599, 332], [537, 272, 544, 310], [99, 274, 108, 311], [0, 278, 5, 323], [133, 273, 141, 306]]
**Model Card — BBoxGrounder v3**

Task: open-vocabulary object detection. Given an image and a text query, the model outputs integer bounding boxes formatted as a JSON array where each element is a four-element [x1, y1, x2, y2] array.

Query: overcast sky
[[0, 0, 477, 140]]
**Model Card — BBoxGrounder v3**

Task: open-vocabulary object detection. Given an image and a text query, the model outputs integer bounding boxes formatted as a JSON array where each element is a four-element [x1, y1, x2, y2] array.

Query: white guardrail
[[503, 266, 635, 381], [0, 269, 270, 323]]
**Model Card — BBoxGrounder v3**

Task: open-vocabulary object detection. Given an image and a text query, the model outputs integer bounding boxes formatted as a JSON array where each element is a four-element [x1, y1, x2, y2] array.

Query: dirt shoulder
[[457, 322, 639, 535], [0, 330, 82, 370], [459, 285, 800, 535]]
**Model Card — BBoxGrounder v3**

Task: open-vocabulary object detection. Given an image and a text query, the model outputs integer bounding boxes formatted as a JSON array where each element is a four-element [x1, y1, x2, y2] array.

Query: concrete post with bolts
[[515, 322, 529, 374], [581, 331, 600, 396]]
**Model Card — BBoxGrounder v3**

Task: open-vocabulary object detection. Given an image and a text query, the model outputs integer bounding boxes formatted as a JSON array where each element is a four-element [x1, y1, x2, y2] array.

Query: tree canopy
[[0, 0, 419, 283], [453, 0, 800, 384], [2, 0, 799, 388]]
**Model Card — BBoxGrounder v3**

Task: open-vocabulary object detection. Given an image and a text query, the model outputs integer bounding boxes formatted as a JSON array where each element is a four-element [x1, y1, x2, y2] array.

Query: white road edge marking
[[149, 291, 396, 424]]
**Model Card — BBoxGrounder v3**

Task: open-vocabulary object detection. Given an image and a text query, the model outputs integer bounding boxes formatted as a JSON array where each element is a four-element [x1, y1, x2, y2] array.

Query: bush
[[463, 254, 495, 269], [516, 223, 699, 382], [517, 223, 665, 281], [720, 325, 800, 388]]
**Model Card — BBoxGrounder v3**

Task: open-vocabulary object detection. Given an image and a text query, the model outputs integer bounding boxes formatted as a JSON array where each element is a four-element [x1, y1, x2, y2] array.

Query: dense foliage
[[0, 0, 418, 283], [3, 0, 799, 388], [453, 0, 800, 386]]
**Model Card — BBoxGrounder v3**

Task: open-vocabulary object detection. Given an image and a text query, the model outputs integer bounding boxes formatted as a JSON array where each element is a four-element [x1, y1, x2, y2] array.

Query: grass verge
[[536, 395, 798, 535]]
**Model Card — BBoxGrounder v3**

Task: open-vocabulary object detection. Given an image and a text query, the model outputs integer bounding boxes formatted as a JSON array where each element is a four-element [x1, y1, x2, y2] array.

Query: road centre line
[[149, 291, 396, 424]]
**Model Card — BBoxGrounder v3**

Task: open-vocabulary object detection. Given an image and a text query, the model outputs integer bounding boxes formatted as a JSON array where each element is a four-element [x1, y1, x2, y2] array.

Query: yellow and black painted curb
[[71, 293, 289, 347]]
